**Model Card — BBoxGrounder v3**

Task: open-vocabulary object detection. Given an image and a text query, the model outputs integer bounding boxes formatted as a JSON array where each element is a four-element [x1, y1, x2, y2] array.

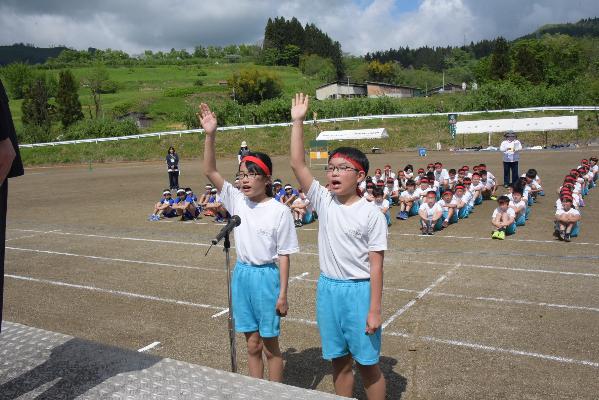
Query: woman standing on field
[[166, 146, 180, 190]]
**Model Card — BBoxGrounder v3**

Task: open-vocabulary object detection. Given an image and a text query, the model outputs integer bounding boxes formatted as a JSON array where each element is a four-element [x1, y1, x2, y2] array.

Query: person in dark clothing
[[237, 141, 250, 163], [0, 79, 25, 333], [166, 146, 179, 190]]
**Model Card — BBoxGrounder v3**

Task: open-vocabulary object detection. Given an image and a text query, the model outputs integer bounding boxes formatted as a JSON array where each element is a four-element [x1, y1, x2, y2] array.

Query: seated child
[[436, 190, 458, 227], [403, 164, 414, 180], [397, 179, 419, 219], [364, 181, 375, 202], [469, 173, 484, 205], [149, 189, 176, 221], [453, 184, 473, 219], [359, 175, 373, 194], [384, 177, 399, 205], [479, 170, 497, 200], [433, 162, 449, 191], [383, 164, 395, 180], [281, 184, 298, 207], [396, 170, 408, 192], [373, 187, 392, 226], [203, 188, 228, 222], [415, 178, 431, 205], [447, 168, 458, 191], [509, 189, 527, 226], [198, 184, 213, 209], [491, 196, 516, 240], [590, 157, 598, 183], [290, 189, 312, 227], [554, 194, 580, 241], [418, 190, 443, 235], [415, 168, 426, 184], [273, 179, 284, 200], [173, 188, 200, 221]]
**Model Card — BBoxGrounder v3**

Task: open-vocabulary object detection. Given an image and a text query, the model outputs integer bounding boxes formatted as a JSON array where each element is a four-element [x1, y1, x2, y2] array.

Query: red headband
[[330, 153, 365, 172], [241, 156, 271, 176]]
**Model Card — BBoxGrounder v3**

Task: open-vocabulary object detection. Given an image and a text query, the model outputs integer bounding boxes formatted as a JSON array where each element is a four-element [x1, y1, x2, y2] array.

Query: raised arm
[[290, 93, 314, 193], [199, 103, 225, 191]]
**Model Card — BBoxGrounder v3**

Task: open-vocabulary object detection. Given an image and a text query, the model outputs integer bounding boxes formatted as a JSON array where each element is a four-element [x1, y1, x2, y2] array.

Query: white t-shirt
[[374, 198, 390, 211], [400, 189, 418, 201], [437, 198, 457, 212], [420, 202, 443, 218], [434, 169, 449, 183], [556, 208, 580, 217], [219, 181, 299, 265], [492, 207, 516, 220], [500, 139, 522, 162], [455, 191, 472, 208], [509, 199, 526, 217], [307, 179, 388, 280]]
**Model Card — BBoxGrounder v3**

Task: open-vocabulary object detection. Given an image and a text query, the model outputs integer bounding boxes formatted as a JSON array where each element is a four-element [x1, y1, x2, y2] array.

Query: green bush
[[164, 87, 198, 97], [196, 70, 208, 76], [193, 79, 204, 86], [228, 69, 282, 104], [64, 117, 139, 140]]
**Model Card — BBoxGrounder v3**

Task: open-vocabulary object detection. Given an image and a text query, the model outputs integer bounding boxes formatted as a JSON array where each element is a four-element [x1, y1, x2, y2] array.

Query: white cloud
[[0, 0, 597, 55]]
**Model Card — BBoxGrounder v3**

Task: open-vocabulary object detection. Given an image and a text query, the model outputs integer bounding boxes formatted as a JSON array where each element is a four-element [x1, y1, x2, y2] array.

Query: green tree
[[21, 78, 51, 141], [512, 41, 545, 83], [490, 37, 512, 80], [279, 44, 302, 66], [0, 62, 33, 99], [228, 69, 282, 105], [86, 64, 110, 118], [56, 69, 83, 128], [299, 54, 337, 82]]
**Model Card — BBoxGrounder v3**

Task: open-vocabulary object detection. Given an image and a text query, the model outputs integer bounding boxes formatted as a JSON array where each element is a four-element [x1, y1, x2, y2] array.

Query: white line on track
[[5, 229, 60, 242], [6, 246, 222, 273], [396, 232, 599, 247], [384, 331, 599, 368], [296, 277, 599, 313], [382, 264, 460, 329], [137, 341, 161, 352], [210, 272, 311, 318], [280, 318, 599, 368], [5, 274, 225, 311], [7, 228, 596, 275]]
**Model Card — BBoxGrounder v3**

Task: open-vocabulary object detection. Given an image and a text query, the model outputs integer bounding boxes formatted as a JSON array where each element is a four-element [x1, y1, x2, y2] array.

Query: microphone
[[212, 215, 241, 245]]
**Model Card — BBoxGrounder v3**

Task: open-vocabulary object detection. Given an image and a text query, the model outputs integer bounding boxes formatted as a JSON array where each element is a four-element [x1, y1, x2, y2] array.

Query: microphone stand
[[223, 231, 237, 373]]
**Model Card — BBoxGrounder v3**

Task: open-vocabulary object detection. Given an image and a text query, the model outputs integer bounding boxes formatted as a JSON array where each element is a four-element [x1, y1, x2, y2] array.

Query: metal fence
[[18, 106, 598, 149]]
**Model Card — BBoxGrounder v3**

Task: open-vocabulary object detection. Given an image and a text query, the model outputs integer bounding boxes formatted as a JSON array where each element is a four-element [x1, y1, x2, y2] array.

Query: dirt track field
[[4, 149, 599, 399]]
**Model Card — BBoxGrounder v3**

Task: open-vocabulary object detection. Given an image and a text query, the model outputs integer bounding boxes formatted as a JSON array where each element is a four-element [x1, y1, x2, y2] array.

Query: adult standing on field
[[500, 131, 522, 187], [0, 79, 24, 332], [237, 141, 250, 163], [166, 146, 179, 190]]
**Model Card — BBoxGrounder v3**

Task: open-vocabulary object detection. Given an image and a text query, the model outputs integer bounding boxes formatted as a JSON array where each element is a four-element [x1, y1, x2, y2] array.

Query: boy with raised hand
[[290, 93, 387, 400], [491, 196, 517, 240]]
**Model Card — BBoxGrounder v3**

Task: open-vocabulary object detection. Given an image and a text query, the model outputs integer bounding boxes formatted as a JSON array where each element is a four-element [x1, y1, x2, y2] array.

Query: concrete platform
[[0, 321, 345, 399]]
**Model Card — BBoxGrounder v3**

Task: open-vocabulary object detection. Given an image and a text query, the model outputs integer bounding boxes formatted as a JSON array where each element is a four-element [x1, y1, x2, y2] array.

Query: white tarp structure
[[316, 128, 388, 141], [456, 115, 578, 134]]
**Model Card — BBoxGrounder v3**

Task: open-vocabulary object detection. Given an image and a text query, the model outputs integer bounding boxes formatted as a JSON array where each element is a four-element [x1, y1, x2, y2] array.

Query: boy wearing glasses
[[290, 93, 387, 399]]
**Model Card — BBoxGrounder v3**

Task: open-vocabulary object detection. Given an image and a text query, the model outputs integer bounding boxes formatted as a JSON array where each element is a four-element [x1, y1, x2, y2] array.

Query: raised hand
[[197, 103, 217, 135], [291, 93, 309, 122]]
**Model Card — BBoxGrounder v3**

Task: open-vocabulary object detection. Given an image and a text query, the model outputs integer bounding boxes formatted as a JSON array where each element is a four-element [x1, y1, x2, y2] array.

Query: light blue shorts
[[231, 261, 280, 338], [316, 275, 381, 365]]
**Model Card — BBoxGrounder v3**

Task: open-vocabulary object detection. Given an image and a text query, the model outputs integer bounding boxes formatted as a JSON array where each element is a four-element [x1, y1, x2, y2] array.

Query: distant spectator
[[166, 146, 180, 190], [500, 131, 522, 187], [237, 141, 250, 163]]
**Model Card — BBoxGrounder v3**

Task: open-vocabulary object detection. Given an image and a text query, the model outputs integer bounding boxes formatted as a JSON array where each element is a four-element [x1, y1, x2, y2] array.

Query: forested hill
[[0, 43, 68, 66], [517, 17, 599, 40]]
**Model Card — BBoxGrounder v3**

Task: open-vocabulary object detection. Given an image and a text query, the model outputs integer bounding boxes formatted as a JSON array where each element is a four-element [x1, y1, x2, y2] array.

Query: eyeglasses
[[235, 172, 261, 180], [325, 165, 359, 174]]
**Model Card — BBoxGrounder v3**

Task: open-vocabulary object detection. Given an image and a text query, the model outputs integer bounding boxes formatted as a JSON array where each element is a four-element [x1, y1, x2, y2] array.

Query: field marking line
[[384, 331, 599, 368], [295, 277, 599, 313], [5, 274, 225, 311], [137, 341, 161, 353], [382, 264, 460, 329], [8, 228, 597, 274], [280, 317, 599, 368], [395, 232, 599, 247], [210, 271, 311, 318], [6, 246, 223, 273], [5, 229, 61, 242]]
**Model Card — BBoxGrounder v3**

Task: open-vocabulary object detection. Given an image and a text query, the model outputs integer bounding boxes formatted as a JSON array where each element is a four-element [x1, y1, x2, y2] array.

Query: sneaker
[[490, 196, 497, 201], [442, 220, 449, 228], [215, 216, 224, 223], [148, 214, 156, 221], [427, 226, 434, 235], [553, 229, 560, 238], [497, 231, 506, 240], [401, 211, 409, 220], [491, 230, 499, 239], [565, 233, 571, 242], [421, 226, 428, 235], [559, 230, 566, 241]]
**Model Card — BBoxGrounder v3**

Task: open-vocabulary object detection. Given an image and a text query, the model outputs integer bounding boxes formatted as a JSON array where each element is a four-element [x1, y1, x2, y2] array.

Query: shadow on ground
[[283, 347, 407, 399], [0, 338, 161, 400]]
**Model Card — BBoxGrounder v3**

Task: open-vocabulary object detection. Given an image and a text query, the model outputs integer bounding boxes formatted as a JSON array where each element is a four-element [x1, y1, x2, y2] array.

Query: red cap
[[561, 195, 574, 202], [420, 178, 429, 183], [455, 185, 465, 191], [442, 190, 453, 196], [462, 166, 470, 170]]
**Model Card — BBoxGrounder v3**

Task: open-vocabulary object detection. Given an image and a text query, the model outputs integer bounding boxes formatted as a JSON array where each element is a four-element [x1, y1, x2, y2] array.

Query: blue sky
[[0, 0, 597, 55]]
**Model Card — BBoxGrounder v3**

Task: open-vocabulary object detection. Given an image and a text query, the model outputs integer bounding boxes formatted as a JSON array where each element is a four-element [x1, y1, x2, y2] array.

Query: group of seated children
[[149, 185, 228, 222], [490, 168, 544, 239], [272, 179, 314, 227], [553, 157, 597, 242], [360, 162, 499, 234]]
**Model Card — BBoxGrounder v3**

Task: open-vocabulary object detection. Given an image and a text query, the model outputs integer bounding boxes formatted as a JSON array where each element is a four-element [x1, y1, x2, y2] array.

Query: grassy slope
[[19, 111, 598, 167]]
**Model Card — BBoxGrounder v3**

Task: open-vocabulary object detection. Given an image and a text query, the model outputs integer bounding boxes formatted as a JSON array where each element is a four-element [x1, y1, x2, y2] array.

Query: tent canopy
[[316, 128, 388, 141], [456, 116, 578, 134]]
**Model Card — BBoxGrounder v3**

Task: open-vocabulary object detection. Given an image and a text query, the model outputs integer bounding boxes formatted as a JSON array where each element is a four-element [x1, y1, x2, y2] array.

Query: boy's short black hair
[[426, 171, 435, 180], [406, 179, 416, 187], [404, 164, 414, 172], [184, 187, 192, 192], [479, 169, 487, 176], [373, 187, 384, 197], [526, 169, 537, 179], [328, 147, 369, 175], [241, 151, 273, 197], [449, 168, 456, 174], [590, 157, 598, 162], [497, 195, 510, 204], [512, 188, 523, 195]]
